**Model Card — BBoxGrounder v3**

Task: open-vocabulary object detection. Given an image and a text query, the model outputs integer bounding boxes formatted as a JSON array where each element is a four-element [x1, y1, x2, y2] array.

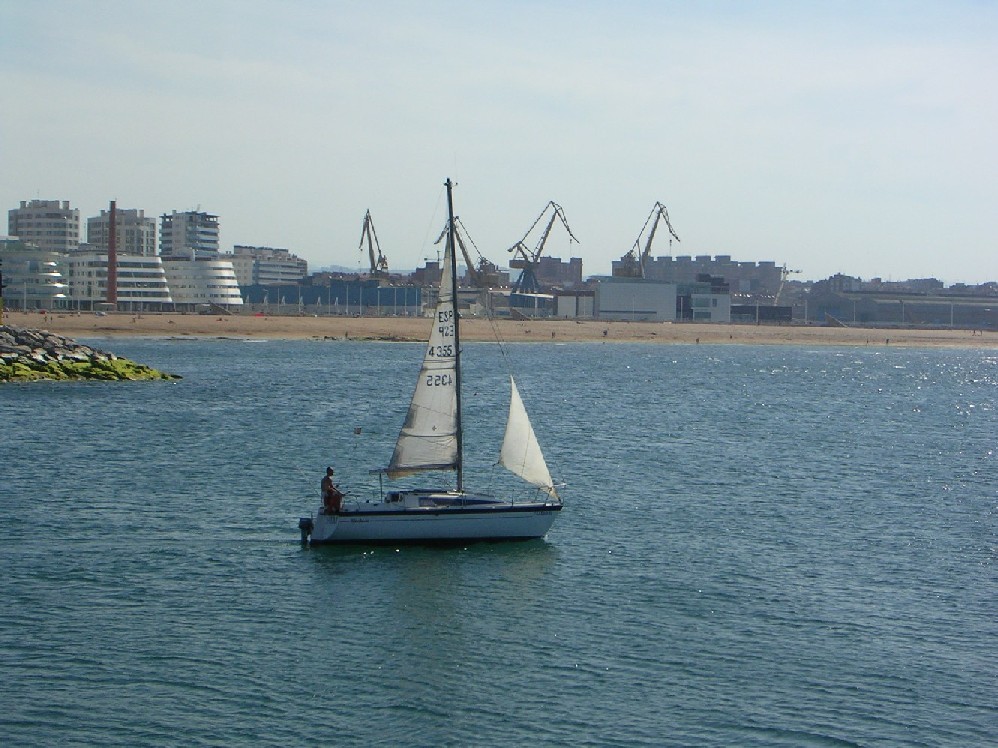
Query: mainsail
[[499, 377, 558, 498], [386, 246, 459, 477]]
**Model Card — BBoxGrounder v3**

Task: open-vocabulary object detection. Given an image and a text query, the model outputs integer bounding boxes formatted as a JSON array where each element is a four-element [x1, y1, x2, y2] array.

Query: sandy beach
[[4, 310, 996, 348]]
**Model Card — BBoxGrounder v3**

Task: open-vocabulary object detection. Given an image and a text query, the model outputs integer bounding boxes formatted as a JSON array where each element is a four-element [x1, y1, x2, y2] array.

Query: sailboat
[[299, 179, 563, 545]]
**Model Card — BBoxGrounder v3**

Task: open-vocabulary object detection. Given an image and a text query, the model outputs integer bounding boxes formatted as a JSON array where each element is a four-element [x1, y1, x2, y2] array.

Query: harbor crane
[[615, 202, 680, 279], [358, 210, 388, 276], [507, 201, 579, 294], [774, 264, 801, 305], [434, 217, 502, 288]]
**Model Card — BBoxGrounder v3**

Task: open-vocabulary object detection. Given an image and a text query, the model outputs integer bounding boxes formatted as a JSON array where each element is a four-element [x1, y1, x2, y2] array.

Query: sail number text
[[425, 373, 454, 387], [437, 310, 455, 338], [427, 344, 454, 357]]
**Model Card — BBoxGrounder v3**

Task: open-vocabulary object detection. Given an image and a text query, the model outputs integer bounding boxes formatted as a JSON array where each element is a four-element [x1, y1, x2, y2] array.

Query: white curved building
[[64, 253, 173, 310], [0, 239, 69, 309], [162, 258, 243, 308]]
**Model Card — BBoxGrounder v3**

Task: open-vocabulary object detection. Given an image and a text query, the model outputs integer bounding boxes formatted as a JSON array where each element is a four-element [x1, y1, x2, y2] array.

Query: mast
[[445, 178, 464, 491]]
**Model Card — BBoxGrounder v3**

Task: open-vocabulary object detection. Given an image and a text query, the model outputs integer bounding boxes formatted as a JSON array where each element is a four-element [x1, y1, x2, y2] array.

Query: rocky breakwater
[[0, 325, 180, 383]]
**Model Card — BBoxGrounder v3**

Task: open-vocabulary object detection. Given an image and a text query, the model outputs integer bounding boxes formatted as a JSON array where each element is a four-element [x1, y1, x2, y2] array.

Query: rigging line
[[454, 217, 488, 265], [485, 460, 499, 494], [482, 297, 534, 436], [418, 183, 448, 262], [481, 289, 514, 375]]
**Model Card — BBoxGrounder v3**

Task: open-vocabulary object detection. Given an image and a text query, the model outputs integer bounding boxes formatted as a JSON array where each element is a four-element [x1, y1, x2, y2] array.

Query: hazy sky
[[2, 1, 996, 283]]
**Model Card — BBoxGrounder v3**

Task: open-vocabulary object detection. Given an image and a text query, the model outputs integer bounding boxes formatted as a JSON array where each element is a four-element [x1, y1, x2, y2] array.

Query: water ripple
[[2, 341, 996, 745]]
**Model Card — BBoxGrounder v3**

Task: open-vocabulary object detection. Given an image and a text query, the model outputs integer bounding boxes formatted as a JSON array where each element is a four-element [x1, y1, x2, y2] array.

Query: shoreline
[[3, 310, 996, 349]]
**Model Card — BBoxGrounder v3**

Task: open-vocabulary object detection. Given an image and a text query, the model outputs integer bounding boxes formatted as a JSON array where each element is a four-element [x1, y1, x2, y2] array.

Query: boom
[[507, 201, 579, 293], [616, 202, 681, 278], [435, 216, 498, 287], [358, 210, 388, 275]]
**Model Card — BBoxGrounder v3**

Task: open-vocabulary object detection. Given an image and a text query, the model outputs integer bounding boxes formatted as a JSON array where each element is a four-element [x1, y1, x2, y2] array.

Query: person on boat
[[321, 467, 343, 514]]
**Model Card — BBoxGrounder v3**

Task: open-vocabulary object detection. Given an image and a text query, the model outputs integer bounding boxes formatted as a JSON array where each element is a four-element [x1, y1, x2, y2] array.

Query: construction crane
[[507, 201, 579, 294], [358, 210, 388, 276], [615, 202, 680, 278], [774, 264, 801, 305], [434, 217, 502, 288]]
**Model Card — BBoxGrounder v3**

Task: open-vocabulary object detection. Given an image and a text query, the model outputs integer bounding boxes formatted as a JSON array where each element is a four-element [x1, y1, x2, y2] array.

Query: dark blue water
[[2, 339, 995, 746]]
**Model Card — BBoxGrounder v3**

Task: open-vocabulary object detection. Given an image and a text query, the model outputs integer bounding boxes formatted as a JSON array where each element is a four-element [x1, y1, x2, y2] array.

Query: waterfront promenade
[[5, 310, 995, 348]]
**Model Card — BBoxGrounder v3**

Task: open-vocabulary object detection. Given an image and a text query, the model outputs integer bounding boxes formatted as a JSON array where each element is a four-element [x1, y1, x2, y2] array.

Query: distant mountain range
[[314, 264, 356, 273], [314, 263, 440, 275]]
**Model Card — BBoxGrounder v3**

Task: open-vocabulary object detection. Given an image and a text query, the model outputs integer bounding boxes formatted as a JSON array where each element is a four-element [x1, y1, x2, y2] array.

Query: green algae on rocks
[[0, 325, 180, 383]]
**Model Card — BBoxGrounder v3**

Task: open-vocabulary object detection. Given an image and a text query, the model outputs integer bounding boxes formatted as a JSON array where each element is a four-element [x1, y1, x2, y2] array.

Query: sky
[[2, 1, 996, 284]]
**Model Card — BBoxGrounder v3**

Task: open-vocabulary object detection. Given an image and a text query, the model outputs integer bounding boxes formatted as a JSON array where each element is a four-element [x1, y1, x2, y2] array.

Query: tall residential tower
[[159, 210, 219, 259], [158, 208, 242, 307], [87, 207, 157, 256], [7, 200, 81, 254]]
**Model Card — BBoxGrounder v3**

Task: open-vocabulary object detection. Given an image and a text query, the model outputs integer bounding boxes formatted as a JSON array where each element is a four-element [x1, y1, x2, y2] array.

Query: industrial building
[[241, 278, 419, 316], [624, 254, 782, 299], [555, 290, 595, 318], [594, 277, 678, 321], [535, 256, 584, 289], [587, 276, 731, 322]]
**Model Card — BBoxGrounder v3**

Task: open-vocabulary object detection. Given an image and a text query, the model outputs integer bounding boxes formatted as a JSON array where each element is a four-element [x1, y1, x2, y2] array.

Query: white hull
[[302, 490, 561, 545]]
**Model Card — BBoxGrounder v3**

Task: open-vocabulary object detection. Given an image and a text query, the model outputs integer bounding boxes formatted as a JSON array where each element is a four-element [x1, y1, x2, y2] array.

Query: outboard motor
[[298, 517, 314, 545]]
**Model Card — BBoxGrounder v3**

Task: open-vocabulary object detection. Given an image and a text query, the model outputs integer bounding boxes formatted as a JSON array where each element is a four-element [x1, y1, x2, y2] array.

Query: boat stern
[[298, 516, 314, 544]]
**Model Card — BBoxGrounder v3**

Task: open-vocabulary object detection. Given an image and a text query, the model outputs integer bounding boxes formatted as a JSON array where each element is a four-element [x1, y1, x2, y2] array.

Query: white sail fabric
[[386, 245, 459, 477], [499, 377, 558, 498]]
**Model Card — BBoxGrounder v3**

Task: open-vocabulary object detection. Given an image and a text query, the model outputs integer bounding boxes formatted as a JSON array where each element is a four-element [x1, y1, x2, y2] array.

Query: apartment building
[[160, 210, 220, 259], [87, 207, 157, 256], [7, 200, 81, 254], [226, 245, 307, 287]]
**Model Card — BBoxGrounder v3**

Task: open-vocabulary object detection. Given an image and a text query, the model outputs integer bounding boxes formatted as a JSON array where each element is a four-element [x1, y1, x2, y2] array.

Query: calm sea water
[[1, 337, 995, 746]]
